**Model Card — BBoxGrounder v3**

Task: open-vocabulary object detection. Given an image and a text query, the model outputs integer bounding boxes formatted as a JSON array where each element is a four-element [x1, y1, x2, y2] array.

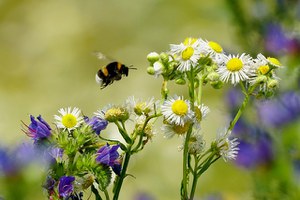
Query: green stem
[[197, 74, 204, 105], [115, 121, 132, 144], [189, 155, 200, 200], [113, 146, 132, 200], [91, 184, 103, 200], [181, 68, 196, 199], [104, 189, 110, 200], [227, 83, 250, 133]]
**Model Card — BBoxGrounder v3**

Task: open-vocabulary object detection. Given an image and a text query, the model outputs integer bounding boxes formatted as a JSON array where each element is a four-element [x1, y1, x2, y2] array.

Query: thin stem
[[91, 184, 103, 200], [113, 146, 132, 200], [227, 82, 250, 134], [197, 74, 204, 105], [181, 127, 192, 199], [104, 189, 110, 200], [189, 155, 200, 200], [181, 68, 196, 199], [114, 121, 132, 144]]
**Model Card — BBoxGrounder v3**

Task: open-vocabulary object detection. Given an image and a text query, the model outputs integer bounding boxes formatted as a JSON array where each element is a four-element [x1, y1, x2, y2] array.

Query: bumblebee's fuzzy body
[[96, 61, 129, 89]]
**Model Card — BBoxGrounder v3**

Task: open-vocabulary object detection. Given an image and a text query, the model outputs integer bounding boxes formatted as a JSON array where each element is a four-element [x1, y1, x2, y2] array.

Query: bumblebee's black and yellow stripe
[[96, 61, 131, 89]]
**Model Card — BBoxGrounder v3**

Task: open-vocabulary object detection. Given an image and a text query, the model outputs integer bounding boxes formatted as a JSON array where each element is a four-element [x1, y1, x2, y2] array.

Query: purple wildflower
[[58, 176, 75, 198], [96, 144, 121, 175], [232, 120, 274, 169], [264, 23, 289, 55], [257, 92, 300, 127], [84, 116, 108, 135], [0, 143, 44, 176], [23, 115, 51, 143]]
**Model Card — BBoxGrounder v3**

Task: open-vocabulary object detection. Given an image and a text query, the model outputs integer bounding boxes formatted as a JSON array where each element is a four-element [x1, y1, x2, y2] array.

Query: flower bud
[[207, 72, 220, 82], [147, 66, 155, 75], [210, 80, 223, 89], [175, 78, 186, 85], [267, 79, 279, 89], [255, 75, 268, 84], [160, 52, 169, 64], [147, 52, 160, 64]]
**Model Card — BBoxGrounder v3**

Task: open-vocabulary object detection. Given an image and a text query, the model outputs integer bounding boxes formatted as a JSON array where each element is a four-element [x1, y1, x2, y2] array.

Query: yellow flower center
[[183, 37, 197, 46], [226, 58, 243, 72], [172, 100, 188, 116], [258, 65, 270, 75], [208, 41, 223, 53], [62, 114, 77, 128], [267, 57, 281, 66], [182, 47, 194, 60]]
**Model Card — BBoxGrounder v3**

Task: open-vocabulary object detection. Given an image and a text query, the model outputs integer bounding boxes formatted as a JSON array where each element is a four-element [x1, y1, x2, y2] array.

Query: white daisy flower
[[257, 53, 283, 68], [217, 53, 253, 85], [185, 133, 206, 155], [126, 96, 156, 116], [170, 37, 202, 72], [249, 55, 280, 92], [161, 95, 194, 126], [54, 107, 83, 131], [95, 104, 129, 122], [214, 130, 239, 162], [199, 38, 224, 62]]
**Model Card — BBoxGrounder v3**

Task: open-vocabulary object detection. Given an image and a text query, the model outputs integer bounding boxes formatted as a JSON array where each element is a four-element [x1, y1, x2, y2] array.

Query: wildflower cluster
[[22, 101, 159, 200], [14, 37, 284, 200], [147, 37, 283, 199]]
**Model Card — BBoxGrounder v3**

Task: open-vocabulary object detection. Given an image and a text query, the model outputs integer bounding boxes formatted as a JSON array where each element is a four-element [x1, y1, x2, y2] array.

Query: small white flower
[[54, 107, 83, 131], [187, 133, 206, 155], [161, 95, 194, 126], [217, 53, 253, 85], [199, 39, 224, 62], [215, 130, 239, 162], [126, 96, 156, 116], [257, 53, 283, 68], [153, 61, 164, 78], [170, 38, 202, 72], [249, 55, 280, 92]]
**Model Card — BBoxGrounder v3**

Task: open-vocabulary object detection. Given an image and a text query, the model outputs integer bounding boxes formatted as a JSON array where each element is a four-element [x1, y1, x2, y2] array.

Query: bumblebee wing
[[93, 51, 108, 61]]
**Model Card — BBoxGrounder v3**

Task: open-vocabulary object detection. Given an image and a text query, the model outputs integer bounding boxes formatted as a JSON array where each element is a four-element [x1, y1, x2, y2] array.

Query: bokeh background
[[1, 0, 299, 199]]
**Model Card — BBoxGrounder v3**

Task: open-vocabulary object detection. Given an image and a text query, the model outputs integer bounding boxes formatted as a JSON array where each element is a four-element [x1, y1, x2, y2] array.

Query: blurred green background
[[0, 0, 260, 199]]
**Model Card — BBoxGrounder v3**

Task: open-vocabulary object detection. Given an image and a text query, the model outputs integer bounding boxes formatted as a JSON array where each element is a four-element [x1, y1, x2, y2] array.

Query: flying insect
[[94, 52, 137, 89]]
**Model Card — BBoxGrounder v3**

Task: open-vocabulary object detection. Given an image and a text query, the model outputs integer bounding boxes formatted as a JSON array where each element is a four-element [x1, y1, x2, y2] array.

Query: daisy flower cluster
[[146, 37, 284, 199], [21, 96, 160, 200]]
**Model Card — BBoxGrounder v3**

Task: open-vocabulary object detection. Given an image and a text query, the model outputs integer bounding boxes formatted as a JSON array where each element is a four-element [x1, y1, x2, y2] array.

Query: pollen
[[258, 65, 270, 75], [62, 114, 77, 128], [208, 41, 223, 53], [182, 47, 194, 60], [267, 57, 281, 67], [226, 58, 243, 72], [172, 100, 188, 116]]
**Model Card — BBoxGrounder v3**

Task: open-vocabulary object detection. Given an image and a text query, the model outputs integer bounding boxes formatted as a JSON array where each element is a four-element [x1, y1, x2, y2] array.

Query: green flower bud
[[267, 79, 279, 89], [147, 66, 155, 75], [160, 52, 169, 64], [210, 80, 223, 89], [207, 72, 220, 82], [147, 52, 160, 64], [175, 78, 186, 85], [255, 75, 268, 84]]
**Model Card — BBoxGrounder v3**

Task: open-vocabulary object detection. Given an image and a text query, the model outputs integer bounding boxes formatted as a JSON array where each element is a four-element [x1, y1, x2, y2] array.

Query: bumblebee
[[94, 52, 136, 89]]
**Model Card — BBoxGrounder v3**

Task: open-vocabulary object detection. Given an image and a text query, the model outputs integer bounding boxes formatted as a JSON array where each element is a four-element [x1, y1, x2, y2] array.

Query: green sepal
[[94, 164, 112, 191]]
